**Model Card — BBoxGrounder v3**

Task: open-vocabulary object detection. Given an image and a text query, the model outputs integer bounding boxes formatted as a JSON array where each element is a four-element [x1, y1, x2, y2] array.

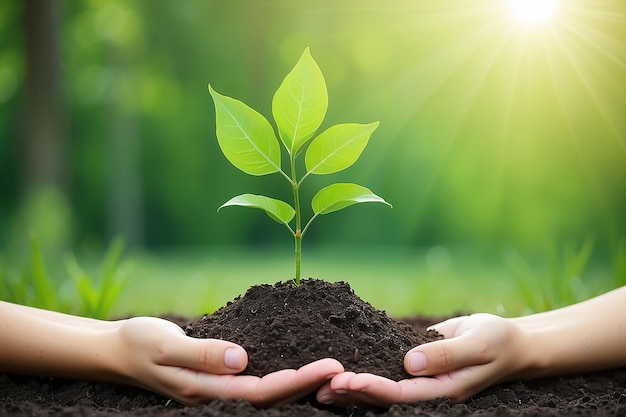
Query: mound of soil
[[185, 279, 440, 380], [2, 278, 625, 417]]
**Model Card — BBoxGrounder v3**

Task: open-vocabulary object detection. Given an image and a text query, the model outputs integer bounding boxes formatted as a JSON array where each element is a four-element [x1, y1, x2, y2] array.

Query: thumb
[[405, 319, 489, 376], [404, 339, 458, 376], [404, 316, 469, 376], [163, 334, 248, 374]]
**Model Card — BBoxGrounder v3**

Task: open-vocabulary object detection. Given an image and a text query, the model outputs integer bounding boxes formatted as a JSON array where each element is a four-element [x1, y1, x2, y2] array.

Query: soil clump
[[185, 279, 440, 380]]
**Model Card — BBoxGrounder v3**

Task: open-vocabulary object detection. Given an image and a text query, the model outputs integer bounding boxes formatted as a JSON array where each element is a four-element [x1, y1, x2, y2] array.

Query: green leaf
[[96, 236, 126, 319], [65, 253, 97, 314], [209, 85, 281, 176], [312, 183, 392, 215], [219, 194, 295, 225], [305, 122, 379, 175], [29, 237, 56, 310], [272, 47, 328, 156]]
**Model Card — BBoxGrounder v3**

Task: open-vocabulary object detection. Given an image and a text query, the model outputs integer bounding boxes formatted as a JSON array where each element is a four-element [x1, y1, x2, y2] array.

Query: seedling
[[209, 48, 391, 285]]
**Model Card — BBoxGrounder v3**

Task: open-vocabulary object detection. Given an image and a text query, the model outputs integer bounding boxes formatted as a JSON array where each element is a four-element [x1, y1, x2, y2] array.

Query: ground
[[2, 279, 625, 416]]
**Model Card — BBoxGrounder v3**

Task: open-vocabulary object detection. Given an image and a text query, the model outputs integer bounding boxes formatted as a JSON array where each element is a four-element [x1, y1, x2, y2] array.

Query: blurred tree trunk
[[104, 26, 144, 249], [22, 0, 66, 195], [20, 0, 72, 253], [106, 100, 144, 249]]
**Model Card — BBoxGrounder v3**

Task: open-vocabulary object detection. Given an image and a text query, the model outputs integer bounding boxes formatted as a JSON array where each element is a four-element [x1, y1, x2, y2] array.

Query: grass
[[0, 237, 127, 319], [112, 244, 602, 319], [3, 241, 620, 320]]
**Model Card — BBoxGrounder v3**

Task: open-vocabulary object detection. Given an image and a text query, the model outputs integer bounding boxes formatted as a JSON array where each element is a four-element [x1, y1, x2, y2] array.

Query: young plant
[[209, 48, 391, 285]]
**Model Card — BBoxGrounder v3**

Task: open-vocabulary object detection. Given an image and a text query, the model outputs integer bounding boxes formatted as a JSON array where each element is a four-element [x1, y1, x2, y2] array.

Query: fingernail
[[408, 351, 427, 373], [319, 396, 335, 405], [334, 389, 347, 395], [225, 347, 246, 370]]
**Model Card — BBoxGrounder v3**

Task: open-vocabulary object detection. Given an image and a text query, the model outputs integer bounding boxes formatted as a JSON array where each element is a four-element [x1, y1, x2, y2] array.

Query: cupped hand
[[317, 313, 530, 407], [112, 317, 344, 407]]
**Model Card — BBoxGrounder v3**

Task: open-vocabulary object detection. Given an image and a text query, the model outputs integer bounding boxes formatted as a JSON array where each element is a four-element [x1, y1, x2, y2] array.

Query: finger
[[316, 371, 356, 405], [148, 358, 342, 407], [338, 372, 457, 404], [160, 333, 248, 374], [328, 371, 357, 392], [182, 358, 343, 407], [398, 365, 500, 403], [252, 358, 344, 407], [318, 388, 379, 408], [404, 334, 491, 376], [320, 367, 497, 407], [340, 373, 403, 406], [427, 315, 468, 338], [320, 373, 405, 407], [315, 379, 335, 405]]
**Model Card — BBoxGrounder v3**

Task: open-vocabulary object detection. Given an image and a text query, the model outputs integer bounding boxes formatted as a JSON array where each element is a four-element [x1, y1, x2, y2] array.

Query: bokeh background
[[1, 0, 624, 316]]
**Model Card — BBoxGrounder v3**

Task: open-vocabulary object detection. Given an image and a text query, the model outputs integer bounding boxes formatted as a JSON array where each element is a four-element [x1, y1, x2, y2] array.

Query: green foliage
[[210, 48, 391, 284], [64, 236, 128, 319], [0, 236, 127, 319], [0, 237, 71, 312], [272, 48, 328, 157], [210, 86, 282, 176], [504, 238, 609, 313], [29, 238, 60, 311], [219, 194, 295, 225], [311, 183, 389, 216], [613, 238, 626, 288]]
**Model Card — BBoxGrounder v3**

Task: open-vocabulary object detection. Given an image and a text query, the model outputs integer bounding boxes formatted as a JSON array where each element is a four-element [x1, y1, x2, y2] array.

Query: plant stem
[[290, 153, 302, 285], [294, 229, 302, 285]]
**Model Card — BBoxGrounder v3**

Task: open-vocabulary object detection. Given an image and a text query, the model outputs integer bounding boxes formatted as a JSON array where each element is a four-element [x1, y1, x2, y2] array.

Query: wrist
[[96, 320, 134, 384], [61, 322, 126, 382], [51, 319, 132, 384], [509, 316, 555, 380]]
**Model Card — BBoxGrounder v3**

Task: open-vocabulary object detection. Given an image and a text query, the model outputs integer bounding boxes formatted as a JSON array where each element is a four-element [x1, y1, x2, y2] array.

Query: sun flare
[[509, 0, 560, 24]]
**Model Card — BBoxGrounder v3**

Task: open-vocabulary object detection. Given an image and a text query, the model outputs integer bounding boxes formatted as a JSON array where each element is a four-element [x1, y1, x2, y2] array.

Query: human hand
[[111, 317, 344, 407], [317, 313, 530, 406]]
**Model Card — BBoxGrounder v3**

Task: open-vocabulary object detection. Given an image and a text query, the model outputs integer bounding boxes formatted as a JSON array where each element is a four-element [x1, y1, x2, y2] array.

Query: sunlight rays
[[378, 0, 626, 243], [551, 3, 626, 155], [535, 5, 626, 227], [350, 12, 517, 239], [497, 1, 624, 241], [542, 40, 613, 224], [491, 27, 529, 239], [553, 10, 626, 156], [277, 0, 625, 245], [550, 23, 626, 155], [407, 22, 520, 235], [558, 15, 626, 71], [342, 6, 514, 182]]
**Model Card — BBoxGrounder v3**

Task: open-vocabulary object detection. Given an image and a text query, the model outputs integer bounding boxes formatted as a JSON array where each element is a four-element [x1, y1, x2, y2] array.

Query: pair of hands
[[118, 313, 523, 407]]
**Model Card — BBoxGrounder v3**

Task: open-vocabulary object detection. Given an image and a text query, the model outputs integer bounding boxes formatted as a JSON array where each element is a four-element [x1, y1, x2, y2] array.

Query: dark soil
[[2, 279, 626, 417], [185, 279, 441, 380]]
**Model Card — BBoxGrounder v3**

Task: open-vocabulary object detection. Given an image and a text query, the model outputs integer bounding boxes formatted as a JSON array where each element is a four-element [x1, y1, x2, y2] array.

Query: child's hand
[[113, 317, 344, 407], [316, 314, 529, 407]]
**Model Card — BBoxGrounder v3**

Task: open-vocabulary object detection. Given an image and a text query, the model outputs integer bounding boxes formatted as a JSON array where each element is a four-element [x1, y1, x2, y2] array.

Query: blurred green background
[[1, 0, 624, 317]]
